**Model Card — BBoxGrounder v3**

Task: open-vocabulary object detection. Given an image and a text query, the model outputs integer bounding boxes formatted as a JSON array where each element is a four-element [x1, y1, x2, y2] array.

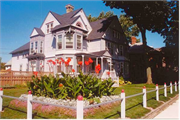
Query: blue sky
[[0, 1, 165, 63]]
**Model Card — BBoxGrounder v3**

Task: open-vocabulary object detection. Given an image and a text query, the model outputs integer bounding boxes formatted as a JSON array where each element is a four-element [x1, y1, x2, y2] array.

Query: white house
[[10, 4, 130, 79]]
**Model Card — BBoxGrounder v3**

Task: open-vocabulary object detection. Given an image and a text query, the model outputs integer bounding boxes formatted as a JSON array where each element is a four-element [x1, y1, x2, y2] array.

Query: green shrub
[[27, 71, 115, 99]]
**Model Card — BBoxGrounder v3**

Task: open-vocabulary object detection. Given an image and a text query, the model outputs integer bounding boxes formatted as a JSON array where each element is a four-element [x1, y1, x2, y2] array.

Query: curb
[[142, 94, 179, 119]]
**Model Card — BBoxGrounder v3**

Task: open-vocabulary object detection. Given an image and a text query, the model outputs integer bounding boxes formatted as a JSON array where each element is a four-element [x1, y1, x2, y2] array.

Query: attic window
[[46, 21, 53, 33], [76, 22, 82, 28]]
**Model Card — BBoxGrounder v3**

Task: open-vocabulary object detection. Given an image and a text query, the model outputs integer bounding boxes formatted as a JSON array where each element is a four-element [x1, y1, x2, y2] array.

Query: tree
[[87, 11, 114, 22], [0, 63, 5, 70], [119, 14, 140, 43]]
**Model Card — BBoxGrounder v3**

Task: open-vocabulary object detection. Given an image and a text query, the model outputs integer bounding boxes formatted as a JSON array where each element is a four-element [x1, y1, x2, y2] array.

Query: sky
[[0, 1, 165, 63]]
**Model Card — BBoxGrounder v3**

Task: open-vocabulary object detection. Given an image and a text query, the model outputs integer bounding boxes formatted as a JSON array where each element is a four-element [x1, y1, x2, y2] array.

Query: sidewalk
[[154, 99, 179, 119]]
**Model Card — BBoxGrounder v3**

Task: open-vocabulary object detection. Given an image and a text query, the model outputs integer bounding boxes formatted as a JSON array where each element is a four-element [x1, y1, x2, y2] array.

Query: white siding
[[30, 29, 38, 37], [44, 34, 56, 57], [87, 39, 101, 52]]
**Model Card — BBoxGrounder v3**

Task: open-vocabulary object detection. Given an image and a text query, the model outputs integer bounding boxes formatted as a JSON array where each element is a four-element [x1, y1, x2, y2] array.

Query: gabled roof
[[50, 9, 83, 31], [34, 27, 45, 36], [5, 58, 12, 66], [87, 16, 117, 40], [10, 42, 30, 54]]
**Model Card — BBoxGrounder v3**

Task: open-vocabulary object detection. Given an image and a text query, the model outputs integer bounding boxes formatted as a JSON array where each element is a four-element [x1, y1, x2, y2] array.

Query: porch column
[[101, 57, 103, 75], [74, 56, 77, 76], [82, 55, 84, 73], [96, 57, 98, 65]]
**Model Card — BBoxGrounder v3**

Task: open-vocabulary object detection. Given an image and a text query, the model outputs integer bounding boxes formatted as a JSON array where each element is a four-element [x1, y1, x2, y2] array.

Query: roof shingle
[[10, 42, 30, 54]]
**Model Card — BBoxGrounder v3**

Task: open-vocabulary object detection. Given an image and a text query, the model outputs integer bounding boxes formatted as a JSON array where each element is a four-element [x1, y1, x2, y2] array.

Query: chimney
[[131, 36, 136, 45], [65, 4, 74, 13]]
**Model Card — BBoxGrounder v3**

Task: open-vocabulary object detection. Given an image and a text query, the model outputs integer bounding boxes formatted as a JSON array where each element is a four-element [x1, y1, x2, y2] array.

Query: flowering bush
[[27, 71, 115, 99], [119, 76, 132, 85]]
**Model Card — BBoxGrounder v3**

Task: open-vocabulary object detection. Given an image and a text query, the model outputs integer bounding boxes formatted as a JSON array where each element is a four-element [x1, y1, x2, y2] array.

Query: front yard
[[0, 84, 178, 119]]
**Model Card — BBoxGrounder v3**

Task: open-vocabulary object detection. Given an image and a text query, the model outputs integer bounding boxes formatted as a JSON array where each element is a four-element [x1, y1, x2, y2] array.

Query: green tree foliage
[[87, 11, 114, 22], [0, 63, 5, 70], [119, 14, 140, 43]]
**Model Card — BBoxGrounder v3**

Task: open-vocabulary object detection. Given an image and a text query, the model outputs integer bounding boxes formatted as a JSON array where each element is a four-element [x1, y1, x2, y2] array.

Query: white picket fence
[[0, 81, 179, 119]]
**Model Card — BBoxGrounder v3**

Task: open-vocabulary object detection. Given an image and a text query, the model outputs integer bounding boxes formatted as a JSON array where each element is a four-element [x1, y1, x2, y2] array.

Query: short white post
[[27, 91, 32, 119], [121, 89, 125, 119], [143, 86, 147, 108], [175, 81, 177, 92], [77, 95, 83, 119], [156, 84, 159, 101], [0, 88, 3, 112], [164, 83, 167, 97], [170, 81, 173, 94]]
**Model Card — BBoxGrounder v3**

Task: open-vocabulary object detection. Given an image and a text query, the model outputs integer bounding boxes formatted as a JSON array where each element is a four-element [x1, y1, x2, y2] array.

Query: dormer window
[[76, 22, 82, 28]]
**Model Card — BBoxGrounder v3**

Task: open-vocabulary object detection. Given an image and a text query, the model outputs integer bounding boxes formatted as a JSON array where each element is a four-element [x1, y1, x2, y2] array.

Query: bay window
[[31, 42, 34, 54], [35, 41, 38, 52], [57, 35, 62, 49], [77, 35, 82, 49], [40, 41, 43, 53], [66, 33, 73, 49]]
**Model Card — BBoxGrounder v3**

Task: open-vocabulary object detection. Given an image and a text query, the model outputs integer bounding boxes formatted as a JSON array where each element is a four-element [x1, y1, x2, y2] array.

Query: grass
[[0, 84, 179, 119]]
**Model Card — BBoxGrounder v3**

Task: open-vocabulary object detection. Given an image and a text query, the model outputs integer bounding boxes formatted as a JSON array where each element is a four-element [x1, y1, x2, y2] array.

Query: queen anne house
[[10, 4, 130, 79]]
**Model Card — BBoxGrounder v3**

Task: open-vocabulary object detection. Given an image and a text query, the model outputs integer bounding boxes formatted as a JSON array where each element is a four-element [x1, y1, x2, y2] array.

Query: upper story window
[[113, 30, 116, 38], [113, 30, 121, 39], [77, 35, 82, 49], [57, 35, 62, 49], [119, 45, 123, 56], [76, 22, 82, 28], [31, 42, 34, 54], [40, 41, 43, 53], [106, 42, 113, 54], [66, 33, 73, 49], [46, 22, 53, 34], [35, 41, 38, 52]]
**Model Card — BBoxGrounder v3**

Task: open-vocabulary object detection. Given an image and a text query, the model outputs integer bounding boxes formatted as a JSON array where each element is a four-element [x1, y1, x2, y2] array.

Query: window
[[66, 33, 73, 49], [120, 62, 124, 76], [31, 42, 34, 54], [20, 64, 22, 71], [57, 35, 62, 49], [47, 24, 49, 33], [113, 30, 116, 38], [106, 42, 113, 54], [77, 35, 82, 49], [76, 22, 82, 28], [119, 45, 123, 56], [40, 41, 43, 53], [51, 23, 53, 32], [35, 41, 38, 53]]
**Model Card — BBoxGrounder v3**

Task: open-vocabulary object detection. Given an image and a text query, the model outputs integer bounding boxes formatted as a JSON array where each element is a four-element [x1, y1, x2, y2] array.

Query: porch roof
[[27, 53, 45, 59], [75, 50, 111, 58]]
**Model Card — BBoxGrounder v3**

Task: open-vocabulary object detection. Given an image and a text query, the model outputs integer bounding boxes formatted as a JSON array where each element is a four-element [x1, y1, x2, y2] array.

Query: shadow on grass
[[2, 105, 48, 119]]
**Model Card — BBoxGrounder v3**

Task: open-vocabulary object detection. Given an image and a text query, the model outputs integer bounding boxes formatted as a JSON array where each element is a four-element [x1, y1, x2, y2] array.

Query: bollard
[[121, 89, 125, 119], [170, 82, 173, 94], [164, 83, 167, 97], [0, 88, 3, 112], [27, 91, 32, 119], [77, 95, 83, 119], [175, 81, 177, 92], [156, 84, 159, 101], [143, 86, 147, 108]]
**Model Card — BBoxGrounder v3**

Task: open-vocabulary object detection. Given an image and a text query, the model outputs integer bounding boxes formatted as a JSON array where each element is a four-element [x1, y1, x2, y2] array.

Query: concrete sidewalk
[[154, 99, 179, 119]]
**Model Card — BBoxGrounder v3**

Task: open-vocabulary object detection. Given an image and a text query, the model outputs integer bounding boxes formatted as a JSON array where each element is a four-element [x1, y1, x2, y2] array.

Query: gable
[[103, 51, 111, 57], [73, 9, 92, 34], [71, 16, 88, 31], [40, 12, 60, 34], [30, 29, 38, 37]]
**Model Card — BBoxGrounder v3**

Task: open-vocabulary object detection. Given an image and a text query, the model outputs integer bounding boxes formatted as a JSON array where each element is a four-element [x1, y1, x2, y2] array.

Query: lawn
[[0, 84, 178, 119]]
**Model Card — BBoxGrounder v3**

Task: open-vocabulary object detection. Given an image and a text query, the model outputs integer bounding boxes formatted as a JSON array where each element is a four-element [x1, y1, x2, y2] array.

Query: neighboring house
[[10, 4, 129, 79], [5, 58, 12, 70], [128, 36, 162, 83]]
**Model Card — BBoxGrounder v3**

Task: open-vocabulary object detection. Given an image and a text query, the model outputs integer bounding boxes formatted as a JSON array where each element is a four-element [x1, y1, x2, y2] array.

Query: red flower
[[59, 83, 63, 87], [67, 58, 71, 62], [33, 71, 38, 76], [95, 70, 99, 74], [107, 71, 110, 75], [78, 61, 82, 65], [72, 69, 75, 72], [89, 58, 93, 63], [60, 58, 64, 63], [58, 61, 61, 65], [65, 61, 69, 66], [52, 61, 56, 65], [95, 64, 101, 74], [85, 61, 89, 66], [47, 59, 52, 63], [55, 59, 59, 62]]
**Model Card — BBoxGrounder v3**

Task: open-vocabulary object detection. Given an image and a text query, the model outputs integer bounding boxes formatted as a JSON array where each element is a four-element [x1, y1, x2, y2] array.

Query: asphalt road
[[154, 99, 179, 119]]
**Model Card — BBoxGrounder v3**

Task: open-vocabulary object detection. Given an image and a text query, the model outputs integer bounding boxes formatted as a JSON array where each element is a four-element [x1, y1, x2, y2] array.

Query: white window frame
[[40, 41, 43, 53], [65, 33, 74, 49], [35, 41, 38, 53], [57, 35, 62, 50], [31, 42, 34, 54], [77, 34, 82, 50]]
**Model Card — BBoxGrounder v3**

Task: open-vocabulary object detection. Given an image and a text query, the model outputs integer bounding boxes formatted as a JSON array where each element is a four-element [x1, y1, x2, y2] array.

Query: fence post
[[164, 83, 167, 97], [156, 84, 159, 101], [0, 88, 3, 112], [27, 91, 32, 119], [170, 81, 173, 94], [175, 81, 177, 92], [121, 89, 125, 119], [77, 95, 83, 119], [143, 86, 147, 108]]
